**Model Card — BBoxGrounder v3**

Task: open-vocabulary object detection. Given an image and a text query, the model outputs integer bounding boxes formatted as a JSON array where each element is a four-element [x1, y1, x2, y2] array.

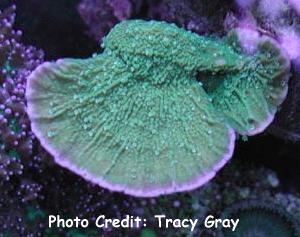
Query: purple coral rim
[[26, 61, 236, 197], [246, 82, 289, 136], [246, 112, 276, 136]]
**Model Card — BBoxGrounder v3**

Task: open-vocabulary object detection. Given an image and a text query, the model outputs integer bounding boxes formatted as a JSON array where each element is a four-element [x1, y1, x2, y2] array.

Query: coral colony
[[1, 0, 300, 236], [26, 20, 289, 197], [0, 5, 43, 179]]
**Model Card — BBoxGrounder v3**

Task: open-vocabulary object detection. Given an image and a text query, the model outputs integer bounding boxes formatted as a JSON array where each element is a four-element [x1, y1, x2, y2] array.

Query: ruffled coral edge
[[26, 60, 236, 197], [232, 31, 290, 136], [246, 39, 290, 136]]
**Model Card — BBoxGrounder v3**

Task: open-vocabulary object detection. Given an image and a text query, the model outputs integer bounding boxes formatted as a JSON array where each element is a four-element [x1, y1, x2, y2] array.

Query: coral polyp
[[0, 5, 43, 179], [218, 199, 300, 237], [26, 20, 289, 197]]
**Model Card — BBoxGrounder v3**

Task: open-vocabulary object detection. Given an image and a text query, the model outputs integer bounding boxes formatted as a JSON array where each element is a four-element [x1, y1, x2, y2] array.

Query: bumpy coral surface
[[26, 20, 289, 197]]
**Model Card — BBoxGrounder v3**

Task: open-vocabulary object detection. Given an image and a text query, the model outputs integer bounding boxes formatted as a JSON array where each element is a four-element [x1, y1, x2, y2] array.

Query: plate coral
[[26, 20, 289, 196]]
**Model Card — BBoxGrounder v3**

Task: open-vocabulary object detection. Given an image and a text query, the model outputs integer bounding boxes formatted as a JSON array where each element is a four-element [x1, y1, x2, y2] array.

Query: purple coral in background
[[224, 0, 298, 55], [0, 6, 46, 234], [148, 0, 233, 36], [0, 5, 44, 179], [78, 0, 234, 43], [288, 0, 300, 15], [78, 0, 142, 42], [228, 0, 300, 59]]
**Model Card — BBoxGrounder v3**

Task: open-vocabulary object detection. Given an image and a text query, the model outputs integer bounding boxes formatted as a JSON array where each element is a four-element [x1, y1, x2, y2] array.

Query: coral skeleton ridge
[[26, 20, 290, 196]]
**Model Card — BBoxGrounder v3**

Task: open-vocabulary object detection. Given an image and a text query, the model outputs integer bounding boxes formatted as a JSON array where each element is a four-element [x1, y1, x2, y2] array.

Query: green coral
[[26, 20, 289, 196], [206, 34, 290, 135]]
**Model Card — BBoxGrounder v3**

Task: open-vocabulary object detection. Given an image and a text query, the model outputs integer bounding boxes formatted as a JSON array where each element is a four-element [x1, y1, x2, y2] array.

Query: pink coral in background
[[288, 0, 300, 15], [232, 0, 300, 60]]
